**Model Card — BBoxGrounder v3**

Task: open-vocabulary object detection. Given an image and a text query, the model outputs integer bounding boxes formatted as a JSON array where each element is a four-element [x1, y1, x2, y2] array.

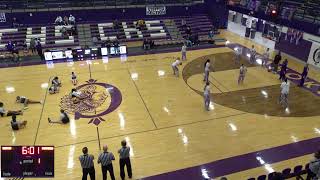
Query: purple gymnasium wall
[[275, 33, 312, 62], [0, 2, 228, 28]]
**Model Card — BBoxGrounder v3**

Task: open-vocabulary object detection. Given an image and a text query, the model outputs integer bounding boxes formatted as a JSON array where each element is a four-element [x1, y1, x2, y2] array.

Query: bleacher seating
[[247, 163, 313, 180], [91, 19, 170, 43], [0, 25, 79, 51], [0, 15, 220, 51], [90, 15, 215, 45]]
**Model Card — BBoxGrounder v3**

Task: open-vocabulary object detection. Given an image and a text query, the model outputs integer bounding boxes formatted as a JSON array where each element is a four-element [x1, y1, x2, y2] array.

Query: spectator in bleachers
[[113, 39, 120, 55], [36, 40, 44, 60], [70, 25, 77, 36], [137, 19, 145, 30], [143, 38, 151, 50], [69, 14, 76, 25], [29, 38, 36, 54], [55, 16, 63, 25], [63, 16, 69, 25], [181, 19, 187, 28], [113, 19, 120, 30], [12, 17, 20, 28], [92, 36, 98, 46], [186, 26, 192, 36], [6, 41, 15, 54], [309, 150, 320, 179], [11, 115, 27, 130], [61, 27, 68, 39], [185, 36, 192, 47]]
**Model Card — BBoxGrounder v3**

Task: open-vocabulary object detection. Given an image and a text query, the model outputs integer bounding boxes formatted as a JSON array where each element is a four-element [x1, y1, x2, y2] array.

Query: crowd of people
[[55, 15, 76, 25], [79, 140, 132, 180]]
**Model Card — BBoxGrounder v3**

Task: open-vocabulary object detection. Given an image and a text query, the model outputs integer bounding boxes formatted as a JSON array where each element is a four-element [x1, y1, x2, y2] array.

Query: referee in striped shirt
[[118, 140, 132, 180], [98, 145, 115, 180], [79, 147, 95, 180]]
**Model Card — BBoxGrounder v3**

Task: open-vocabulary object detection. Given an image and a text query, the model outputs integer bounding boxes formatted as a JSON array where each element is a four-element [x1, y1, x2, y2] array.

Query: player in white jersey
[[181, 44, 187, 61], [203, 59, 211, 83], [234, 47, 242, 64], [238, 64, 247, 85], [49, 84, 59, 94], [203, 82, 211, 111], [172, 58, 182, 77], [262, 48, 270, 68], [249, 45, 256, 64], [71, 72, 78, 86], [16, 96, 42, 108], [279, 78, 290, 107]]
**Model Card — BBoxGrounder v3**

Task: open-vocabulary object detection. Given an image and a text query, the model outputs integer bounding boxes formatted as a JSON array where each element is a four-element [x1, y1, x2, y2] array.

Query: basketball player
[[71, 88, 85, 103], [71, 72, 78, 86], [52, 76, 62, 87], [238, 64, 247, 85], [48, 109, 70, 124], [16, 96, 42, 107], [279, 59, 288, 81], [203, 82, 211, 111], [203, 59, 211, 83], [279, 78, 290, 108], [0, 102, 23, 117], [249, 45, 256, 64], [172, 58, 182, 77], [181, 44, 187, 61], [11, 115, 27, 130], [235, 47, 242, 64], [49, 84, 59, 94], [262, 48, 270, 68], [299, 64, 309, 87]]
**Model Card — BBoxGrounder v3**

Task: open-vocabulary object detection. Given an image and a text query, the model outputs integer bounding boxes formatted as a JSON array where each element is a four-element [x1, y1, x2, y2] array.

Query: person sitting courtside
[[48, 109, 70, 124], [0, 102, 23, 117], [11, 115, 27, 130]]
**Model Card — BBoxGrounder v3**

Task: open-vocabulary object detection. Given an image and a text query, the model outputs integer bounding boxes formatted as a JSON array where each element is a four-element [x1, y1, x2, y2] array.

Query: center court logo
[[60, 79, 122, 125]]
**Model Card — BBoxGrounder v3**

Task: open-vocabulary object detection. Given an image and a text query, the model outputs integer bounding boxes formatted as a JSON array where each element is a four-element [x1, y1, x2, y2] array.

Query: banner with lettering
[[146, 6, 166, 16], [307, 42, 320, 68]]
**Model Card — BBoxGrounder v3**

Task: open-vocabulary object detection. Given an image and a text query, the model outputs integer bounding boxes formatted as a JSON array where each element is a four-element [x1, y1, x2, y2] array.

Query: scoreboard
[[1, 146, 54, 178]]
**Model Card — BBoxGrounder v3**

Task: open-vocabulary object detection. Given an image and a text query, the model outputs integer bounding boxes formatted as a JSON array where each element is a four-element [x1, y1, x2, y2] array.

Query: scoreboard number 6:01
[[22, 146, 41, 155]]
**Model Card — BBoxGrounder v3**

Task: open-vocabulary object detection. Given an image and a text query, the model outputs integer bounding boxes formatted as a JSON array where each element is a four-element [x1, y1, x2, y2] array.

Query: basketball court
[[1, 30, 320, 180]]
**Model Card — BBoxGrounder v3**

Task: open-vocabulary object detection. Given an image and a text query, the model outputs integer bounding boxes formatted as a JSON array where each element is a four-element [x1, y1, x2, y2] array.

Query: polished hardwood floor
[[0, 30, 319, 180]]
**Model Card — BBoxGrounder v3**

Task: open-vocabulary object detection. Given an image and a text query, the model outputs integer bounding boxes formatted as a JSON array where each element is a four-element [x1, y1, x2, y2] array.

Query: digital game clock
[[1, 146, 54, 178]]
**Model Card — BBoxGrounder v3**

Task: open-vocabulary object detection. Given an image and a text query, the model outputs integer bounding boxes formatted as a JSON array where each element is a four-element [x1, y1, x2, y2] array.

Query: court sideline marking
[[54, 112, 246, 148], [126, 68, 158, 129], [211, 74, 230, 92], [33, 76, 51, 145]]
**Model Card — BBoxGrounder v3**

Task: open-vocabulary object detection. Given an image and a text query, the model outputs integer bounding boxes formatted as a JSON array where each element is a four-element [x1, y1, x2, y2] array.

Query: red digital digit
[[37, 147, 40, 154], [22, 146, 28, 155], [29, 147, 34, 154]]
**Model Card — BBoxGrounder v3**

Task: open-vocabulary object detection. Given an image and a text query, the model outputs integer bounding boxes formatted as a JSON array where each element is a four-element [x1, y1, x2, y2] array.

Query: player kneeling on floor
[[49, 84, 59, 94], [11, 115, 27, 130]]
